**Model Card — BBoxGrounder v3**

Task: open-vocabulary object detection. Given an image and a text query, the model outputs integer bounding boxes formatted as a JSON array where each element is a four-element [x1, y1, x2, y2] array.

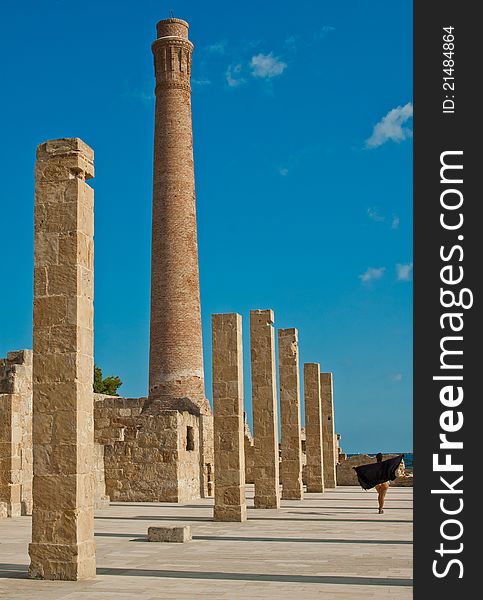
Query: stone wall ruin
[[0, 350, 33, 518], [95, 394, 204, 503]]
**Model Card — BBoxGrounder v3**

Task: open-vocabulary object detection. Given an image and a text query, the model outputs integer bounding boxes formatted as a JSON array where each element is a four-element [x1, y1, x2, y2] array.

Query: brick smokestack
[[147, 18, 210, 415]]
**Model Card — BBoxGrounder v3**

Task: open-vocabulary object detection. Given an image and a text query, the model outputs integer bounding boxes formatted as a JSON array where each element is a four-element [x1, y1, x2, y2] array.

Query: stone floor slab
[[0, 485, 413, 599]]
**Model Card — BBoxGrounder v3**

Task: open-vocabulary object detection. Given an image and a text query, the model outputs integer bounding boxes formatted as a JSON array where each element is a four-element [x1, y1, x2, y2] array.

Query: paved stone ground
[[0, 485, 412, 599]]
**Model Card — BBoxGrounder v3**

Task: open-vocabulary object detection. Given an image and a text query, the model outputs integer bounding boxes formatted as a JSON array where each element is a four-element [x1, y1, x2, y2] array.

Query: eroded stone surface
[[95, 396, 202, 503], [147, 525, 192, 543], [93, 443, 110, 509], [212, 313, 247, 522], [251, 310, 280, 509], [29, 137, 96, 580]]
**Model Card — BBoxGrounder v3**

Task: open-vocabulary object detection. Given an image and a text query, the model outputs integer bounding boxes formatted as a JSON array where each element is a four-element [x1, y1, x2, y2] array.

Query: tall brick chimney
[[147, 18, 211, 416]]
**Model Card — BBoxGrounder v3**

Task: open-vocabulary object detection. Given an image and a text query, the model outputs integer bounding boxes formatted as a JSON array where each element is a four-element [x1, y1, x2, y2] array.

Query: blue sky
[[0, 0, 413, 453]]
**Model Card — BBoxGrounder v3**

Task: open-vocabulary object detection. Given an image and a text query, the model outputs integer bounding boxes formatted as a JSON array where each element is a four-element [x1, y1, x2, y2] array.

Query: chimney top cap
[[156, 18, 189, 40]]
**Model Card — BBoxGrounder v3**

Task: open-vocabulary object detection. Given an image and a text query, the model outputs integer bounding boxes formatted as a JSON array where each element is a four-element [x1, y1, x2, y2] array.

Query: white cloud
[[367, 207, 384, 222], [279, 167, 289, 176], [392, 215, 400, 229], [250, 53, 287, 79], [391, 373, 403, 382], [359, 267, 385, 284], [226, 64, 245, 87], [366, 102, 413, 148], [396, 262, 413, 281]]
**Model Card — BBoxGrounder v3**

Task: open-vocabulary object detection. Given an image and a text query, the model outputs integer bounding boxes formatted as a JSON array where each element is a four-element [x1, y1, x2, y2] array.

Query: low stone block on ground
[[147, 525, 192, 543]]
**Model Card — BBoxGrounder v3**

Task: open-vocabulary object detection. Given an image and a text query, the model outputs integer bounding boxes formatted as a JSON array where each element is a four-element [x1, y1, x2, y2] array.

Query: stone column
[[212, 313, 247, 522], [304, 363, 324, 493], [250, 310, 280, 509], [29, 138, 96, 580], [147, 18, 210, 416], [320, 372, 337, 488], [278, 329, 303, 500]]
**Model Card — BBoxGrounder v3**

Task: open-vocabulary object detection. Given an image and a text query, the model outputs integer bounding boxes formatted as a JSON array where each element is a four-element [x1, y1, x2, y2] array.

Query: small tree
[[93, 365, 122, 396]]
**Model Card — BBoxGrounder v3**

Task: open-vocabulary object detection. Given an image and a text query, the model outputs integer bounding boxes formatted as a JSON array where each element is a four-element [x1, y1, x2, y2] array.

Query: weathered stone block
[[147, 525, 192, 543]]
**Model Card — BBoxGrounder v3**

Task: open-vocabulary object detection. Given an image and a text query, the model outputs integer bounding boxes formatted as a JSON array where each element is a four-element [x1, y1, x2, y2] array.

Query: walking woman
[[353, 453, 404, 514], [374, 454, 390, 513]]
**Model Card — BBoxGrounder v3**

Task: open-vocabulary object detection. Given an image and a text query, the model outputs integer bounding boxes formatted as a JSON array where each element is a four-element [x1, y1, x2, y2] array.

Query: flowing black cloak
[[353, 454, 404, 490]]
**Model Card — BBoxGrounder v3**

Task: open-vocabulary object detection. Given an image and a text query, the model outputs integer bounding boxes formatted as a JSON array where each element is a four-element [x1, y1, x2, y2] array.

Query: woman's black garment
[[353, 454, 404, 490]]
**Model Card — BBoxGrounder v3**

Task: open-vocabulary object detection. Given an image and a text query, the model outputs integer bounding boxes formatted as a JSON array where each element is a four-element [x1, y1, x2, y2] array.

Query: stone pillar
[[29, 138, 96, 580], [250, 310, 280, 509], [278, 329, 303, 500], [212, 314, 247, 522], [320, 372, 337, 488], [304, 363, 324, 493], [147, 18, 210, 416]]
